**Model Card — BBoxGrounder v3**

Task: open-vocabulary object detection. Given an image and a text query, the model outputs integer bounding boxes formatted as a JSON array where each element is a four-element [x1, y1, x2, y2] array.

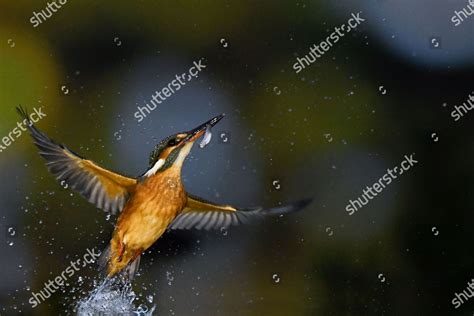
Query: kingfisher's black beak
[[184, 114, 224, 143]]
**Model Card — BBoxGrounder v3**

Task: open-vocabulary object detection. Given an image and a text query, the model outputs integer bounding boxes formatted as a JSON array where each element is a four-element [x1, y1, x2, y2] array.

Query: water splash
[[76, 276, 155, 315]]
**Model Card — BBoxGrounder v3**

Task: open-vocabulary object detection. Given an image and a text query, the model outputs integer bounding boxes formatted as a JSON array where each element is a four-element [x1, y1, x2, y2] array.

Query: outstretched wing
[[18, 107, 137, 214], [169, 194, 312, 230]]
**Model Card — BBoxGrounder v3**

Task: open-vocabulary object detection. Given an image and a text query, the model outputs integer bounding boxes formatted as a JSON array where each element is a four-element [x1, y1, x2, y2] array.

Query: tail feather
[[125, 255, 141, 280], [99, 243, 142, 280]]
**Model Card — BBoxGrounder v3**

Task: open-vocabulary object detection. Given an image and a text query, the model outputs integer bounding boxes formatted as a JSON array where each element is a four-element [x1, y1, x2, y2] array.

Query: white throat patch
[[144, 158, 165, 177], [175, 142, 193, 167], [144, 142, 194, 177]]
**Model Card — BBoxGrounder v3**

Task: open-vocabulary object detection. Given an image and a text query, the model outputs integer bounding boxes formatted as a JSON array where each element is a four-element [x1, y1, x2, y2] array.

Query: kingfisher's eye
[[168, 138, 179, 146]]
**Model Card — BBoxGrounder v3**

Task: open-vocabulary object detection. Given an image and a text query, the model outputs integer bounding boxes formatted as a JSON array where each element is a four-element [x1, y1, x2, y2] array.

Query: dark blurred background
[[1, 0, 474, 315]]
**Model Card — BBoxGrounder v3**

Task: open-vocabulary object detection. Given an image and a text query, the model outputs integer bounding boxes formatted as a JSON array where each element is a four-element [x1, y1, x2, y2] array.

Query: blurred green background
[[1, 0, 474, 315]]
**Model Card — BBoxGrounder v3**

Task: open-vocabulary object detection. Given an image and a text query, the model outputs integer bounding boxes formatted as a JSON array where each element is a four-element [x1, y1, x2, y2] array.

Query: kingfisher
[[18, 107, 311, 279]]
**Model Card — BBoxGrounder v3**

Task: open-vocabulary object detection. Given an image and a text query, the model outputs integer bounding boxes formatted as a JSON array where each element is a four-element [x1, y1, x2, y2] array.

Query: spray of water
[[75, 275, 155, 315]]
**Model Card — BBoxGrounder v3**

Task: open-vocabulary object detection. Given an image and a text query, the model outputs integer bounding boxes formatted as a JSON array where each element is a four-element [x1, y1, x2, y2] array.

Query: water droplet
[[219, 38, 228, 48], [166, 271, 174, 286], [378, 85, 387, 95], [7, 39, 15, 48], [272, 180, 281, 190], [431, 133, 439, 142], [147, 295, 154, 303], [114, 37, 122, 46], [432, 227, 439, 236], [137, 304, 149, 313], [272, 273, 281, 284], [8, 241, 14, 246], [273, 86, 281, 95]]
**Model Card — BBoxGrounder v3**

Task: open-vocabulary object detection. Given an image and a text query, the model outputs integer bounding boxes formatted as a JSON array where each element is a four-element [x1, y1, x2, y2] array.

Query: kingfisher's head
[[143, 114, 224, 177]]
